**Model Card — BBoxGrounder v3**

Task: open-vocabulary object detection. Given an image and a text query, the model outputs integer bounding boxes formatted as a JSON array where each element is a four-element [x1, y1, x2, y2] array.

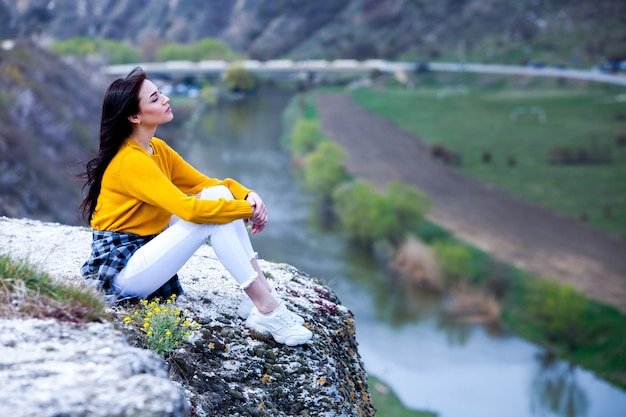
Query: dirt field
[[316, 92, 626, 313]]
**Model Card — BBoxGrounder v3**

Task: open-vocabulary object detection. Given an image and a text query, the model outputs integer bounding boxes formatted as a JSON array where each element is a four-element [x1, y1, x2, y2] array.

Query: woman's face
[[135, 79, 173, 127]]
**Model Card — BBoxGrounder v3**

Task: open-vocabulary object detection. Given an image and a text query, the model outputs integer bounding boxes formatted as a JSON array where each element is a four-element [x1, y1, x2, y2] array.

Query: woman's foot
[[246, 303, 312, 346], [238, 290, 305, 325]]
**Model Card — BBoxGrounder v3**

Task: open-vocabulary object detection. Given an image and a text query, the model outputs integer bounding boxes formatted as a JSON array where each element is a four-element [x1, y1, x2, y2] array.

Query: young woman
[[79, 67, 311, 346]]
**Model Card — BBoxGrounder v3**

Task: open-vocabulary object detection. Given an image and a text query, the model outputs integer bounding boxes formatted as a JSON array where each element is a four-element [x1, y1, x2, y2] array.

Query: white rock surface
[[0, 319, 189, 417]]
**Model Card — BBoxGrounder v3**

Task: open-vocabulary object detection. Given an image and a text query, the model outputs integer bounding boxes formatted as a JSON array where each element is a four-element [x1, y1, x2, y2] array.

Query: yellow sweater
[[91, 137, 253, 236]]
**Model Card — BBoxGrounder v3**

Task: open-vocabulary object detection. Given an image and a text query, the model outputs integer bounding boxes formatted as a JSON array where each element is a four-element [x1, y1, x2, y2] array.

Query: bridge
[[104, 60, 626, 86]]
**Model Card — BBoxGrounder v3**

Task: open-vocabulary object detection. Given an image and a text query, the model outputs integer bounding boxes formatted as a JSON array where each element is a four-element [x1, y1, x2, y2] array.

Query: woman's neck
[[130, 127, 156, 154]]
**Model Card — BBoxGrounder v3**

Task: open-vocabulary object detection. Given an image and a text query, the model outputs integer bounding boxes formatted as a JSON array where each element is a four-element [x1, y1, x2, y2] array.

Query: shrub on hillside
[[290, 118, 324, 157], [155, 38, 240, 61], [331, 180, 431, 248], [384, 180, 431, 244], [524, 278, 587, 350], [332, 181, 397, 247], [433, 242, 473, 287], [52, 37, 140, 64], [303, 141, 347, 201]]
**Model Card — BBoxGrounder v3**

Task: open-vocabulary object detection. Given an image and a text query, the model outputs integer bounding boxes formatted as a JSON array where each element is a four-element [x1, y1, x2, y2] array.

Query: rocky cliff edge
[[0, 216, 375, 417]]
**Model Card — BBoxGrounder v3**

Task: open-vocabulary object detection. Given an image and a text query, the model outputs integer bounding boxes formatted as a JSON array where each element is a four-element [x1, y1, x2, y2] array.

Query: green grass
[[351, 78, 626, 238], [503, 277, 626, 389], [0, 254, 106, 321], [369, 374, 437, 417]]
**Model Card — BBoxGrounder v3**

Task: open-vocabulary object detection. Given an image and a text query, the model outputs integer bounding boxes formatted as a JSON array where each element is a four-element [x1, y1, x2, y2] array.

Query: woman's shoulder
[[151, 137, 170, 149], [152, 137, 184, 160], [151, 137, 178, 154]]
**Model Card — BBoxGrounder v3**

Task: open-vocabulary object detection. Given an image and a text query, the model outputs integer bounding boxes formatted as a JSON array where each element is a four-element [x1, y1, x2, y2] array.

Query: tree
[[223, 66, 255, 93], [385, 179, 431, 244], [525, 279, 587, 349], [290, 118, 324, 156], [332, 181, 398, 247], [303, 140, 347, 201]]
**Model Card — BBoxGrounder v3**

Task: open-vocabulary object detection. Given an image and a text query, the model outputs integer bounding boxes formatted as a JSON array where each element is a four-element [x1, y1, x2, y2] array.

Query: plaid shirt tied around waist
[[81, 230, 182, 302]]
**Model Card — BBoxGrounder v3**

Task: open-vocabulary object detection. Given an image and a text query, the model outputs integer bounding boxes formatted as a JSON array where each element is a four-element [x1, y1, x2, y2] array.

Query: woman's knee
[[199, 185, 233, 200]]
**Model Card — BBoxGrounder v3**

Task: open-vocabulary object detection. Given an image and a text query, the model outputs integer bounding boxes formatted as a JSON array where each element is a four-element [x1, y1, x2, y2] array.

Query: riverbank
[[306, 90, 626, 391], [315, 92, 626, 314]]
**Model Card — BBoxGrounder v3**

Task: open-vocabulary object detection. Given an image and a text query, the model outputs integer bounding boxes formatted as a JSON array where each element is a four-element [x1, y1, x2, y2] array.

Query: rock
[[0, 318, 189, 417], [0, 217, 375, 416]]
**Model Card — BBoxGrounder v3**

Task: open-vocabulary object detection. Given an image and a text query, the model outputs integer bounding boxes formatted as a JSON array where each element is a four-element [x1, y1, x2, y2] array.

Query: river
[[174, 86, 626, 417]]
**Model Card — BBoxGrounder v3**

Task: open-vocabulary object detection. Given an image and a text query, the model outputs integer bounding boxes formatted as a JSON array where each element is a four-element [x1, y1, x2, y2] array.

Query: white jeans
[[113, 185, 258, 298]]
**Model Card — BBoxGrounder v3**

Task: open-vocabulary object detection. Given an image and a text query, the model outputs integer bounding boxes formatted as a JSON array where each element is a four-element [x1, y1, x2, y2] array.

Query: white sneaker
[[237, 290, 305, 325], [237, 294, 255, 319], [246, 303, 312, 346]]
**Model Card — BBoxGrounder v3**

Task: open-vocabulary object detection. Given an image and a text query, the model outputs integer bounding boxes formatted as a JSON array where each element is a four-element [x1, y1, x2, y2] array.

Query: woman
[[79, 67, 311, 346]]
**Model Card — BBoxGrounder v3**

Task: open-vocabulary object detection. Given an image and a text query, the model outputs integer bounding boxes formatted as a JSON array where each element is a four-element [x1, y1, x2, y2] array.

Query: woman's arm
[[120, 150, 253, 224], [165, 141, 251, 200]]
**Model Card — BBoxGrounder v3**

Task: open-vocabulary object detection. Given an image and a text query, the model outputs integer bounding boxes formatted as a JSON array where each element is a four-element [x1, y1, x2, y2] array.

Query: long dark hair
[[78, 67, 147, 223]]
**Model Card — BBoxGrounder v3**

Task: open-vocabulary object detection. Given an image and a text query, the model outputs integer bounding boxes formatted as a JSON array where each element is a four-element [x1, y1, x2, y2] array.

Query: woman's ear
[[128, 114, 141, 125]]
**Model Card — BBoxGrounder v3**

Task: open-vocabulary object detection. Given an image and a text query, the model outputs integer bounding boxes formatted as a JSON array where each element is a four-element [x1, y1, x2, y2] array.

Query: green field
[[351, 78, 626, 238]]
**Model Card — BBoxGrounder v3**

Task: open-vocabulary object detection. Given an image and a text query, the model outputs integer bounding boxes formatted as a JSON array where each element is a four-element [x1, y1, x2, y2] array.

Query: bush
[[433, 242, 473, 286], [223, 66, 255, 92], [332, 181, 398, 247], [155, 38, 240, 61], [328, 179, 432, 247], [303, 140, 347, 200], [52, 37, 141, 64], [290, 118, 324, 156], [385, 180, 431, 244], [524, 279, 587, 349]]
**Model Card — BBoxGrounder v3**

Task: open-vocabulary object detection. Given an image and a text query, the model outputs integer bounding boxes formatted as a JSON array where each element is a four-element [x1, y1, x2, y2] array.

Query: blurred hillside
[[0, 43, 106, 225], [2, 0, 625, 66]]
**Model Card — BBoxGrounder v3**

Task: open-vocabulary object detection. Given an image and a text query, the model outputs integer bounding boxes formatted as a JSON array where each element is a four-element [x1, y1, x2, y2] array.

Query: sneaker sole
[[239, 303, 305, 325], [246, 320, 312, 346]]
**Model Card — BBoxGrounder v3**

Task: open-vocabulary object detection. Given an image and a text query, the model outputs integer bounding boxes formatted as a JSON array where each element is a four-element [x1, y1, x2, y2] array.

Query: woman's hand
[[245, 192, 267, 234]]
